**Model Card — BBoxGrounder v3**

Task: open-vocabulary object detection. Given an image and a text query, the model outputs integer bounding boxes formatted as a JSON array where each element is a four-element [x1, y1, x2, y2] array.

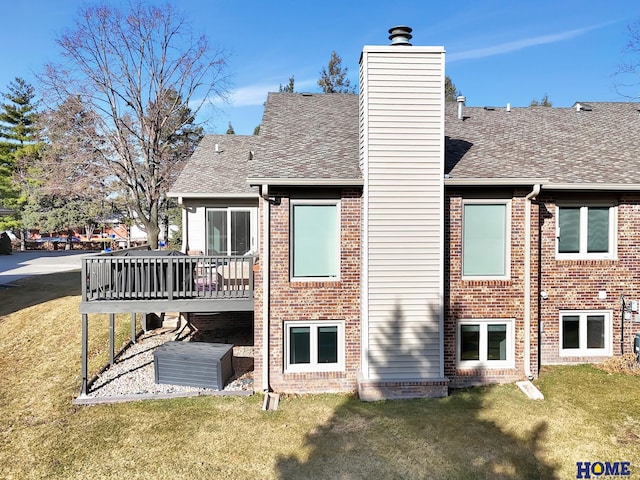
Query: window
[[559, 311, 611, 356], [206, 208, 256, 255], [556, 205, 616, 259], [462, 201, 510, 278], [290, 200, 339, 280], [457, 319, 514, 368], [284, 321, 345, 372]]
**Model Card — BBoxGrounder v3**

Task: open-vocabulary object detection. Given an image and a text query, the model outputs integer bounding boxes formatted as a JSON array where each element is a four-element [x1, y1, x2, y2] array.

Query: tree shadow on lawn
[[276, 391, 557, 480], [0, 270, 81, 317], [277, 300, 559, 479]]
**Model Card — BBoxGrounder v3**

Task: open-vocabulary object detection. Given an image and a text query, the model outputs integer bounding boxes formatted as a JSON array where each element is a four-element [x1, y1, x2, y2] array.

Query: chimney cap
[[388, 25, 413, 46]]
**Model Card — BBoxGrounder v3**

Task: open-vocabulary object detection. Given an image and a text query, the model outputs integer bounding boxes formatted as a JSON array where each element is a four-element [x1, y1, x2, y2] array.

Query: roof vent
[[456, 96, 466, 120], [388, 26, 412, 46]]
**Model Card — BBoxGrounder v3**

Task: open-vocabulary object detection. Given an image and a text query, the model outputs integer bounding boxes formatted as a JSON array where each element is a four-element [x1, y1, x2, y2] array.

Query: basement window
[[559, 311, 612, 357], [284, 321, 345, 373], [457, 319, 514, 368]]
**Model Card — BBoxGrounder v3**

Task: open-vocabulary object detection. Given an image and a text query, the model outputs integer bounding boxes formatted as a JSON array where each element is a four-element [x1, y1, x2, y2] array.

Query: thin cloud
[[448, 23, 609, 62], [210, 78, 318, 107]]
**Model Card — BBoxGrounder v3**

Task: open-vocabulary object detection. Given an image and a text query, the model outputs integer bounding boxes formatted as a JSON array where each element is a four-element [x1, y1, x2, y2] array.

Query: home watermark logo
[[576, 461, 631, 478]]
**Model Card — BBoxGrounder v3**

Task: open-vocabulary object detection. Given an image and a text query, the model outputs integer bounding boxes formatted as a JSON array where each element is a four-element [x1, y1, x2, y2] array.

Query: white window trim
[[289, 199, 341, 282], [559, 310, 612, 357], [284, 320, 345, 373], [555, 204, 617, 260], [457, 319, 515, 368], [461, 199, 511, 280], [205, 207, 257, 256]]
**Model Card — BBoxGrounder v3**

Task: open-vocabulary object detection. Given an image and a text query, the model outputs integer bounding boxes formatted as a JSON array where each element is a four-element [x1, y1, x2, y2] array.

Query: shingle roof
[[445, 102, 640, 184], [169, 135, 260, 196], [248, 93, 361, 181], [172, 98, 640, 197]]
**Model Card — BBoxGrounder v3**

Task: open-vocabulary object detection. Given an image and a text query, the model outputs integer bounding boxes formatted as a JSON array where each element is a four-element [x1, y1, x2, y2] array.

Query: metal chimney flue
[[456, 96, 466, 120], [388, 25, 412, 46]]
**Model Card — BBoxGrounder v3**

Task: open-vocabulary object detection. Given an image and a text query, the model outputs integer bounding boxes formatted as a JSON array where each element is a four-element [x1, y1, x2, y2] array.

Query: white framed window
[[462, 200, 511, 279], [284, 320, 345, 373], [457, 319, 514, 368], [290, 199, 340, 281], [206, 207, 257, 256], [559, 310, 612, 357], [556, 205, 617, 260]]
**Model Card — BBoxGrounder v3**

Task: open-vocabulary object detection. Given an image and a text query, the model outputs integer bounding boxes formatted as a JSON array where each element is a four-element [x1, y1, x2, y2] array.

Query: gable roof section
[[168, 135, 260, 198], [445, 102, 640, 187], [247, 93, 362, 185]]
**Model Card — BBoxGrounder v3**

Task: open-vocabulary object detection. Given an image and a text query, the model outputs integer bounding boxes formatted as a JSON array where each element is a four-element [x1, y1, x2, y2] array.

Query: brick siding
[[445, 190, 640, 388], [445, 190, 539, 388], [538, 195, 640, 365], [253, 187, 362, 394]]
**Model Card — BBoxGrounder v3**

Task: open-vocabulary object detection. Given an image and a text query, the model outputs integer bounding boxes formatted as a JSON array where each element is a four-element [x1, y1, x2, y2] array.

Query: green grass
[[1, 272, 639, 479]]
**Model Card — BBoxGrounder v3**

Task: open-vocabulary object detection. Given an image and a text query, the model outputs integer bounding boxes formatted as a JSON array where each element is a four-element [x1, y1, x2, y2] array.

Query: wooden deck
[[80, 251, 256, 313], [78, 249, 257, 397]]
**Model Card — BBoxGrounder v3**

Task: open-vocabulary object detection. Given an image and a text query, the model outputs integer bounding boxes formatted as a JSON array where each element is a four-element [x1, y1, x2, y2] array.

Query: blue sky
[[1, 0, 639, 135]]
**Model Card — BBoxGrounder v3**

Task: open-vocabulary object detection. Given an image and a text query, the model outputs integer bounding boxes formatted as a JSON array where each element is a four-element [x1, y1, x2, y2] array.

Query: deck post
[[81, 313, 88, 396], [109, 313, 115, 366], [131, 312, 137, 343]]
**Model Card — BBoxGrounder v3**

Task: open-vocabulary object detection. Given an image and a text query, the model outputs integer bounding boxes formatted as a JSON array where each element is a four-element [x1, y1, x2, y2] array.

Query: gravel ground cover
[[85, 327, 254, 400]]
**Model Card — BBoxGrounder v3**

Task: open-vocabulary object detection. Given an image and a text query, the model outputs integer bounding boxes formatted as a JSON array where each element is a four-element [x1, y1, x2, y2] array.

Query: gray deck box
[[154, 341, 234, 390]]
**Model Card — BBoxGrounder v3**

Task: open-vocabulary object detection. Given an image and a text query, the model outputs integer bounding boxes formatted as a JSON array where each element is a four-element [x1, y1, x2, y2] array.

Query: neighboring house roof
[[247, 93, 362, 185], [168, 135, 260, 198], [445, 102, 640, 186]]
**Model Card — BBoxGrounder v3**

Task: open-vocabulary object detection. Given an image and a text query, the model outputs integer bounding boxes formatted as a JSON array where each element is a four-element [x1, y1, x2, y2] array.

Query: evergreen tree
[[318, 51, 355, 93], [0, 77, 41, 232], [226, 122, 235, 134], [445, 75, 462, 102], [279, 75, 295, 93], [33, 95, 106, 239]]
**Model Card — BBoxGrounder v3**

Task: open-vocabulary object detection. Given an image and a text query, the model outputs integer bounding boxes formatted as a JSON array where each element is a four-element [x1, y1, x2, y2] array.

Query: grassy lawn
[[1, 272, 639, 479]]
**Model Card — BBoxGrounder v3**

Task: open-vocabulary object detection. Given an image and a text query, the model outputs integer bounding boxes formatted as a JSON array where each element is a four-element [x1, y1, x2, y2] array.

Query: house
[[81, 26, 640, 401], [169, 28, 449, 399]]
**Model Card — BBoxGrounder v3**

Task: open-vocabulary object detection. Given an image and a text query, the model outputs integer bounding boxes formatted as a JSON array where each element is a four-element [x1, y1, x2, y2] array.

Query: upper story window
[[556, 205, 617, 260], [290, 199, 340, 280], [206, 208, 257, 256], [462, 200, 511, 279]]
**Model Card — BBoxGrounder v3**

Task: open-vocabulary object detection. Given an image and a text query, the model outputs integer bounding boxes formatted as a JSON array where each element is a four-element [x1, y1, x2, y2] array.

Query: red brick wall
[[445, 190, 539, 388], [445, 191, 640, 388], [254, 188, 362, 394], [538, 195, 640, 365]]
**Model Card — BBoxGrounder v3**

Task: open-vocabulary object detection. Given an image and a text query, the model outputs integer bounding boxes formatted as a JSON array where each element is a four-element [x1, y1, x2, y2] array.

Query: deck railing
[[82, 252, 256, 302]]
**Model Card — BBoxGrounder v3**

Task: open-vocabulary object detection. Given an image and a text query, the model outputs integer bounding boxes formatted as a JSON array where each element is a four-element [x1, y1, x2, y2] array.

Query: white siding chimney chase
[[358, 28, 447, 399]]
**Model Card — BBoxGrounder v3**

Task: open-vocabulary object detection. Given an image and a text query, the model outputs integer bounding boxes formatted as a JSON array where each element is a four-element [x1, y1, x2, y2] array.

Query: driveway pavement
[[0, 250, 98, 285]]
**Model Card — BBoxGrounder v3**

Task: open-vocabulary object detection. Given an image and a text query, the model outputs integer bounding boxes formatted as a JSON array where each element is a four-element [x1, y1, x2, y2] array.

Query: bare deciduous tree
[[41, 2, 228, 248], [616, 20, 640, 99]]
